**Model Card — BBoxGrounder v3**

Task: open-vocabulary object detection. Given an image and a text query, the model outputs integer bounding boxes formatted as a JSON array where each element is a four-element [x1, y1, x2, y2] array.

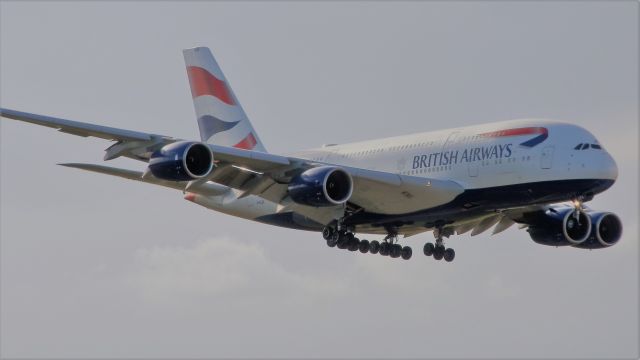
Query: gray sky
[[1, 1, 638, 358]]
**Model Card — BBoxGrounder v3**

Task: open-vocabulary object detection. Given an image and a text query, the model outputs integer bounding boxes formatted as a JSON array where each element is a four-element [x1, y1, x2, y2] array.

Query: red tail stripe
[[233, 133, 257, 150], [479, 127, 547, 138], [186, 66, 235, 105]]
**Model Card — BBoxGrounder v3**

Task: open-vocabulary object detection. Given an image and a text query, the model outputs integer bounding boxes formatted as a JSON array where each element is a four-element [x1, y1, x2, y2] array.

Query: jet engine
[[148, 141, 214, 181], [288, 166, 353, 207], [527, 207, 592, 247], [573, 212, 623, 249]]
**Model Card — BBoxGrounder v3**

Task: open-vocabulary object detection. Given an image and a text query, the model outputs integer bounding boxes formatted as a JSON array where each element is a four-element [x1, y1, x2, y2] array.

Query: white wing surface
[[1, 108, 464, 214]]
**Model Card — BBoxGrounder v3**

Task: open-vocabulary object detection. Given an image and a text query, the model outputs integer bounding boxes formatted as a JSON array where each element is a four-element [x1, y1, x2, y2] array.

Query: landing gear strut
[[423, 225, 455, 262]]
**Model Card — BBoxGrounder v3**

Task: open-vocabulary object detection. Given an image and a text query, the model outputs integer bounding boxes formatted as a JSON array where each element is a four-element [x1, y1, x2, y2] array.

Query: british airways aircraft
[[0, 47, 622, 262]]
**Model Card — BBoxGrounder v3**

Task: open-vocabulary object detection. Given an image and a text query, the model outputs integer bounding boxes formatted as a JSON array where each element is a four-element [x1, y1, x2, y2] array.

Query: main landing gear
[[423, 226, 455, 262], [322, 227, 412, 260]]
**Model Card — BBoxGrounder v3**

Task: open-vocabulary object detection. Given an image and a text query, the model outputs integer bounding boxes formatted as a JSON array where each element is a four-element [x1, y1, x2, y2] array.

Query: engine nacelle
[[527, 207, 592, 246], [288, 166, 353, 207], [148, 141, 214, 181], [573, 212, 623, 249]]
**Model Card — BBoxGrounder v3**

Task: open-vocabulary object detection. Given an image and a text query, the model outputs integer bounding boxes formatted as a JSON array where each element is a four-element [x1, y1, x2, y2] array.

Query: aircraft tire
[[423, 243, 435, 256], [322, 227, 333, 240], [379, 242, 390, 256], [433, 245, 445, 260], [401, 246, 412, 260], [336, 233, 348, 249], [348, 238, 359, 252], [369, 240, 380, 254], [444, 248, 455, 262], [390, 244, 401, 258], [358, 240, 370, 253]]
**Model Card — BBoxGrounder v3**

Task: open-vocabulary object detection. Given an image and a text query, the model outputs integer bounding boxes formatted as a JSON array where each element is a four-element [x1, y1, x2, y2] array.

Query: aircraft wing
[[0, 108, 160, 141], [1, 108, 464, 215]]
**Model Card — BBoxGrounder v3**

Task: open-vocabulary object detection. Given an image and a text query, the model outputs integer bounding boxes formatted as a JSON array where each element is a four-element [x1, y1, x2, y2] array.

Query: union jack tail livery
[[183, 47, 266, 152]]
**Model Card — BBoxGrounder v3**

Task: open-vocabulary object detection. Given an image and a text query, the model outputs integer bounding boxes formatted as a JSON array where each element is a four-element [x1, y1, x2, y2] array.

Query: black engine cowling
[[527, 207, 592, 246], [573, 212, 623, 249], [148, 141, 214, 181], [288, 166, 353, 207]]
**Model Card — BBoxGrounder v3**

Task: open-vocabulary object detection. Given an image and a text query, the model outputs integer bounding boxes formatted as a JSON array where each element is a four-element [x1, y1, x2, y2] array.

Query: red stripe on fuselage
[[186, 66, 235, 105], [233, 133, 257, 150], [479, 127, 547, 138]]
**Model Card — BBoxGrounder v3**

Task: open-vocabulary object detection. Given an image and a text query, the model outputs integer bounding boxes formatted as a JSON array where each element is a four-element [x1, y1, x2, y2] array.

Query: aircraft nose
[[603, 152, 618, 181]]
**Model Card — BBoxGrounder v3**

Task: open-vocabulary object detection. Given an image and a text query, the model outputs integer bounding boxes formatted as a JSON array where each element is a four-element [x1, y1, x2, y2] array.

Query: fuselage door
[[468, 163, 479, 177], [442, 131, 460, 151], [540, 146, 554, 169]]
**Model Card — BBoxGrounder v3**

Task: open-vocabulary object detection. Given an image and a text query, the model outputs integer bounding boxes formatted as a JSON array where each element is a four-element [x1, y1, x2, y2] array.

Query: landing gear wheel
[[348, 238, 360, 252], [433, 245, 445, 260], [444, 248, 455, 262], [423, 243, 435, 256], [369, 240, 380, 254], [401, 246, 412, 260], [336, 233, 348, 249], [326, 238, 337, 247], [358, 240, 370, 253], [390, 244, 402, 258], [322, 227, 333, 240], [379, 242, 390, 256]]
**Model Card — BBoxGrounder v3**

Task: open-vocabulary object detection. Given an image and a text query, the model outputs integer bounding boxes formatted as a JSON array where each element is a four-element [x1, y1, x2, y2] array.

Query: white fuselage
[[293, 119, 616, 189], [187, 118, 618, 234]]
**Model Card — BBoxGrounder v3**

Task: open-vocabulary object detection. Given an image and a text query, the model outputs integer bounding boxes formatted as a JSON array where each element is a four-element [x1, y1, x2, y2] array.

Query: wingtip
[[58, 163, 88, 169]]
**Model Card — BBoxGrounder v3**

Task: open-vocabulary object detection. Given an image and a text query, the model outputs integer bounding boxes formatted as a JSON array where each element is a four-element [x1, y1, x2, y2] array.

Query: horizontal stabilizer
[[59, 163, 229, 196]]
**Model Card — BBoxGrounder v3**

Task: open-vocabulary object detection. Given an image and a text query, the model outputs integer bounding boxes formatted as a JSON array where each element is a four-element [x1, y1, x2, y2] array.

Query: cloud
[[128, 237, 350, 305]]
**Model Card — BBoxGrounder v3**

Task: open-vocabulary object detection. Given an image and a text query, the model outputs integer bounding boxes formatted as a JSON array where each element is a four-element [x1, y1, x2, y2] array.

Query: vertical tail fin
[[183, 47, 267, 152]]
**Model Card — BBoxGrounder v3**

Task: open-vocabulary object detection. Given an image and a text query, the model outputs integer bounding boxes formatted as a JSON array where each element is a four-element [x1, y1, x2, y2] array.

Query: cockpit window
[[574, 143, 603, 150]]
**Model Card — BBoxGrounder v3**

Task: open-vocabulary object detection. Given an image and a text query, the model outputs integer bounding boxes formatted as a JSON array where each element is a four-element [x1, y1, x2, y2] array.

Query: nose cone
[[602, 152, 618, 181]]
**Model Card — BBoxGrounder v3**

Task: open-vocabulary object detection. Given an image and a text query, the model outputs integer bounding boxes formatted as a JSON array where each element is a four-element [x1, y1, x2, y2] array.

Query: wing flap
[[470, 215, 501, 236]]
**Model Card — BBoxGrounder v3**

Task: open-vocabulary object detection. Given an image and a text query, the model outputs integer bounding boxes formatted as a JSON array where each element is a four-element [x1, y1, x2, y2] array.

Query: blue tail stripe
[[197, 115, 240, 141]]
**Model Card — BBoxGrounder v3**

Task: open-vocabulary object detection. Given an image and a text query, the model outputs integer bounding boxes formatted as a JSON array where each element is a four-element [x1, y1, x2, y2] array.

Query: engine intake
[[574, 212, 623, 249], [148, 141, 214, 181], [527, 207, 592, 246], [288, 166, 353, 207]]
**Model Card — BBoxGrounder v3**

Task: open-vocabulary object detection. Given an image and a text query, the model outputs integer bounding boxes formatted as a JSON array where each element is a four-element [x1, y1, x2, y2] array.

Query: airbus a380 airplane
[[1, 47, 622, 262]]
